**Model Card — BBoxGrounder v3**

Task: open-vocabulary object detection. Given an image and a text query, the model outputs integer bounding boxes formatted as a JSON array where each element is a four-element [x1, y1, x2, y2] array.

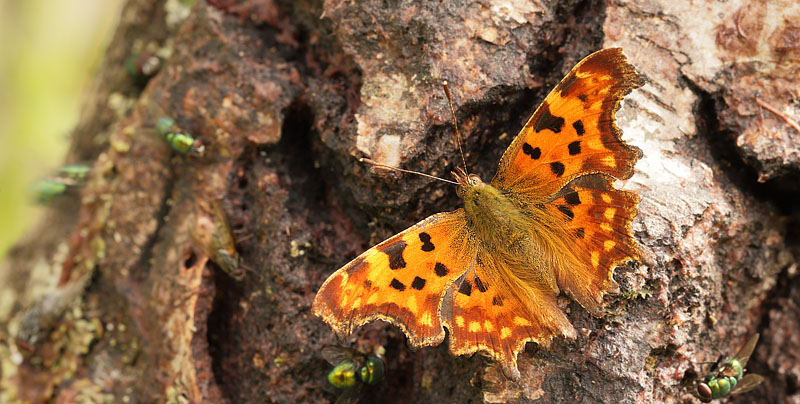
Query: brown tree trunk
[[2, 0, 799, 403]]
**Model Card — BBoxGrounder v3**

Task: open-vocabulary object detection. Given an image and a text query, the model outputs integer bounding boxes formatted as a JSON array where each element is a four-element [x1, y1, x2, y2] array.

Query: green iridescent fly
[[693, 333, 765, 402], [322, 346, 385, 404], [31, 179, 69, 204], [156, 117, 204, 156], [32, 163, 91, 204], [58, 164, 91, 181], [125, 51, 162, 81]]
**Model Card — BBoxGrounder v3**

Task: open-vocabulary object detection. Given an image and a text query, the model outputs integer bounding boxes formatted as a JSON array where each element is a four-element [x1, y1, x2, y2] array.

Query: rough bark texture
[[1, 0, 799, 403]]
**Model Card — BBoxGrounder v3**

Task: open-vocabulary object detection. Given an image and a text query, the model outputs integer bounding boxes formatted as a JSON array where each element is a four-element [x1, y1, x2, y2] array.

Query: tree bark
[[1, 0, 798, 403]]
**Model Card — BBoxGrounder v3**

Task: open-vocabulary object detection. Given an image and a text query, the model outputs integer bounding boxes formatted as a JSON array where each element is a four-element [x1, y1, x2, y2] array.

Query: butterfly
[[313, 48, 643, 378]]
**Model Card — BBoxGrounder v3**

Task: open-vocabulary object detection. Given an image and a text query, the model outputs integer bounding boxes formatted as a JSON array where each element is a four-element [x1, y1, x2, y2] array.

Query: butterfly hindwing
[[442, 252, 576, 379], [544, 175, 640, 313], [313, 211, 473, 347], [492, 48, 643, 198]]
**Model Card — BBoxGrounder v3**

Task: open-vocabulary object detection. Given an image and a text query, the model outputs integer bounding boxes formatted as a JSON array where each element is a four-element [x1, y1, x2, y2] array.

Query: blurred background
[[0, 0, 125, 258]]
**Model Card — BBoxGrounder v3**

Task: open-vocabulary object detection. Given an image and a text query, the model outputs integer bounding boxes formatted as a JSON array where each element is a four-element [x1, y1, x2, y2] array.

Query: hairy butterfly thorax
[[458, 171, 522, 244]]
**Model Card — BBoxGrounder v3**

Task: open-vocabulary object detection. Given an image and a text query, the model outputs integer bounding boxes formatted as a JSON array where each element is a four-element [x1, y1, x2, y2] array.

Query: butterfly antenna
[[442, 80, 469, 175], [360, 158, 459, 185]]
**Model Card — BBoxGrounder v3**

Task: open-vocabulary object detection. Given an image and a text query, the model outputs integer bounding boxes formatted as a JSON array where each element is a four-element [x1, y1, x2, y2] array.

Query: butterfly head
[[453, 168, 505, 220], [452, 167, 483, 198], [453, 167, 505, 220]]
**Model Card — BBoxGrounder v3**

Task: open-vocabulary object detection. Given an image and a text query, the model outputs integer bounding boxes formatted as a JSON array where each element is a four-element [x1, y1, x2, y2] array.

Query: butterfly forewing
[[492, 48, 643, 198], [313, 211, 474, 347]]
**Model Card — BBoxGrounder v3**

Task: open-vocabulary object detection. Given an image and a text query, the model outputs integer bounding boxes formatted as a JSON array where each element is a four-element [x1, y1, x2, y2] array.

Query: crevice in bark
[[205, 143, 255, 402], [276, 99, 324, 216], [207, 261, 244, 403], [684, 76, 800, 216], [184, 251, 198, 269], [204, 97, 322, 401], [755, 262, 800, 396], [684, 73, 800, 402], [129, 172, 176, 284]]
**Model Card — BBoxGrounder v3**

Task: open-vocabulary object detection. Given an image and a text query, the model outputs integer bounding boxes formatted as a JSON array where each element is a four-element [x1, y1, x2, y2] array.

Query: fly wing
[[730, 373, 765, 395], [732, 333, 760, 367], [335, 386, 365, 404], [321, 346, 356, 366], [720, 333, 760, 378]]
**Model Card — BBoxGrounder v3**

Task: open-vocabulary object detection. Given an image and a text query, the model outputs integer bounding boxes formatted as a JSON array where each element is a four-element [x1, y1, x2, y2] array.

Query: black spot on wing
[[532, 102, 565, 134], [458, 280, 472, 296], [390, 278, 406, 291], [363, 279, 372, 288], [564, 192, 581, 205], [578, 94, 588, 103], [568, 141, 581, 155], [474, 276, 488, 292], [522, 143, 541, 159], [573, 120, 585, 136], [558, 206, 574, 220], [575, 228, 585, 239], [411, 276, 426, 290], [419, 232, 435, 252], [379, 240, 407, 270], [550, 162, 565, 177], [434, 262, 448, 277], [492, 296, 504, 306]]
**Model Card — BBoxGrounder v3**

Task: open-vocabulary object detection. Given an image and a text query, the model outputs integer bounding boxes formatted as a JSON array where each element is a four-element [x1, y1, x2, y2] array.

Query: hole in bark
[[237, 174, 248, 189], [277, 99, 324, 215], [184, 252, 197, 269]]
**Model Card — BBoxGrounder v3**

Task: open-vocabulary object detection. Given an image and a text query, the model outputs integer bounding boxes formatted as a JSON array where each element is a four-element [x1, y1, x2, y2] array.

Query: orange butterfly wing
[[544, 175, 641, 313], [312, 211, 474, 347], [492, 48, 643, 197], [442, 251, 576, 379], [491, 48, 643, 313]]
